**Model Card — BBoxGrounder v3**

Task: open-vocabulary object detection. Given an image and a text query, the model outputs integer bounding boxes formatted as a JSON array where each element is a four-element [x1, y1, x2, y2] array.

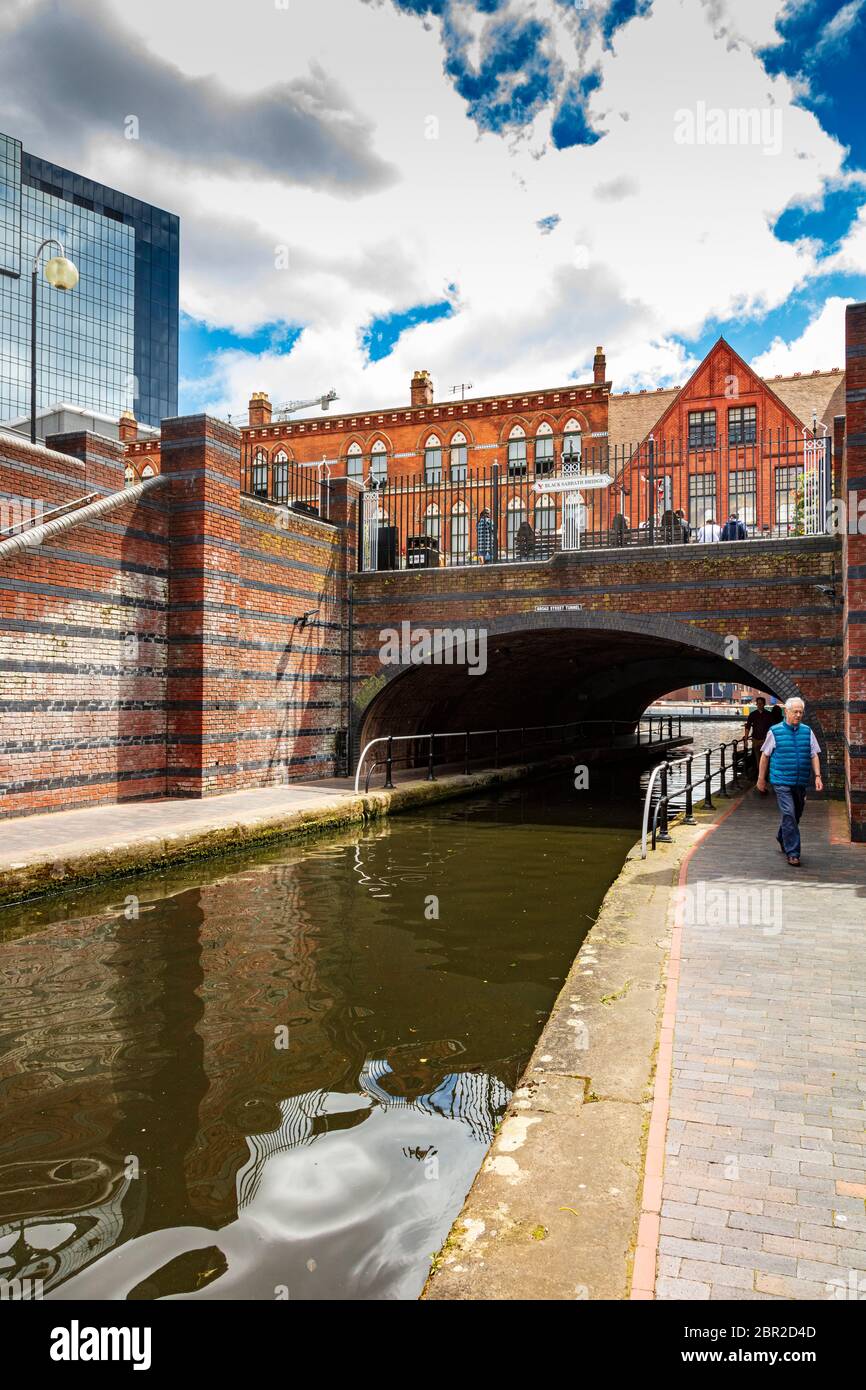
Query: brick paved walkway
[[642, 792, 866, 1301]]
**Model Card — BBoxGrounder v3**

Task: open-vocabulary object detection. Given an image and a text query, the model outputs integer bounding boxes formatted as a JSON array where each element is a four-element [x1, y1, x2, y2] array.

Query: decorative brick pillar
[[843, 304, 866, 840], [162, 414, 241, 797], [326, 475, 363, 774]]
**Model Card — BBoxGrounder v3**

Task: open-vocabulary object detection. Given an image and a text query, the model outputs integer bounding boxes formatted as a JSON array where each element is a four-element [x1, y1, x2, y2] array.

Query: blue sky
[[22, 0, 858, 413]]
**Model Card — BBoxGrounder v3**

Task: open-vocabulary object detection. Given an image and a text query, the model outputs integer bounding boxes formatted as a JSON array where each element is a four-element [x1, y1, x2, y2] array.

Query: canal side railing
[[640, 735, 751, 858], [355, 716, 683, 794]]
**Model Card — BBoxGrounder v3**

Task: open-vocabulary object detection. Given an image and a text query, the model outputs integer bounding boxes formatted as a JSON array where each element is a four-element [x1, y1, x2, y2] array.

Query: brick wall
[[350, 536, 845, 791], [843, 304, 866, 839], [0, 430, 170, 816], [0, 419, 359, 817]]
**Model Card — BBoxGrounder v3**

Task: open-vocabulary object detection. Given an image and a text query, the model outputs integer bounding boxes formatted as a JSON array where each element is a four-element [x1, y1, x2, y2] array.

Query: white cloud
[[750, 295, 852, 376], [4, 0, 856, 417]]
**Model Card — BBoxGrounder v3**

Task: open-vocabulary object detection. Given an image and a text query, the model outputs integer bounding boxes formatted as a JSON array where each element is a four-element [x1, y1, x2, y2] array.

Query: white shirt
[[697, 523, 722, 543], [760, 727, 821, 758]]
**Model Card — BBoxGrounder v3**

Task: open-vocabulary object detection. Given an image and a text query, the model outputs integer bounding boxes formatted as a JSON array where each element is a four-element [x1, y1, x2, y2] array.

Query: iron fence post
[[427, 734, 436, 782], [384, 735, 394, 789], [464, 731, 470, 775], [684, 755, 696, 824], [658, 764, 672, 841], [703, 749, 714, 809], [719, 743, 729, 796]]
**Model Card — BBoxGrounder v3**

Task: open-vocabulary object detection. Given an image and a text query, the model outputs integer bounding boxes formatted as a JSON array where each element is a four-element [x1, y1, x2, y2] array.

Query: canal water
[[0, 721, 738, 1301]]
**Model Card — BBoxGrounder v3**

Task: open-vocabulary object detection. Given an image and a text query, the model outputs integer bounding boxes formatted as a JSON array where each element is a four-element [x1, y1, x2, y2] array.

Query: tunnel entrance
[[355, 611, 814, 759]]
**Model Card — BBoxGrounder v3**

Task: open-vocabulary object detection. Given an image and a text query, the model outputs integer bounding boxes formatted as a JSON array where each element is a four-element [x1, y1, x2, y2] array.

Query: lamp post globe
[[30, 238, 80, 443], [43, 255, 79, 292]]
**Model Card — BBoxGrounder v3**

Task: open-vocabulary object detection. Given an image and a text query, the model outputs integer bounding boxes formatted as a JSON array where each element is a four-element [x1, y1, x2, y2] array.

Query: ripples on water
[[0, 773, 640, 1300]]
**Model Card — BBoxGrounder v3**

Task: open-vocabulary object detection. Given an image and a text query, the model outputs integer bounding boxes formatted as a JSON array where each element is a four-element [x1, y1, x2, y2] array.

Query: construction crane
[[273, 388, 338, 420], [228, 388, 338, 427]]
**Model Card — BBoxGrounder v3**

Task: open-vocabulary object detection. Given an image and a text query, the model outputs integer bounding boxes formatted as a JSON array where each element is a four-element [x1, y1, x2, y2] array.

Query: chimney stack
[[248, 391, 273, 427], [118, 409, 138, 444], [410, 370, 434, 407], [593, 346, 607, 386]]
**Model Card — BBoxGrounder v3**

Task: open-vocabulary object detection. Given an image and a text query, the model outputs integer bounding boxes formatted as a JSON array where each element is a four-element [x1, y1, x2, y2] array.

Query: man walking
[[744, 694, 774, 775], [696, 512, 722, 543], [756, 697, 823, 866], [721, 511, 748, 541]]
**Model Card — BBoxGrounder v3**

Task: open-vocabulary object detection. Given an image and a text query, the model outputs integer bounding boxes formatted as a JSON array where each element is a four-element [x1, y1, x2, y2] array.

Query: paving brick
[[655, 1276, 712, 1300]]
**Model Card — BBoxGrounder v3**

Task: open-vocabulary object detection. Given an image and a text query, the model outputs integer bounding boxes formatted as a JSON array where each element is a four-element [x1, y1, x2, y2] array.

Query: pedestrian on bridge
[[721, 511, 748, 541], [696, 513, 722, 543], [744, 695, 774, 775], [756, 697, 823, 866]]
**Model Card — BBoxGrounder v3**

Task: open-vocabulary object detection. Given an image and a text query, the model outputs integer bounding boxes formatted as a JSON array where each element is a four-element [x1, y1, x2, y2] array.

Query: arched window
[[141, 463, 155, 479], [534, 422, 554, 476], [450, 430, 467, 481], [346, 442, 363, 482], [534, 495, 556, 548], [252, 447, 269, 497], [450, 501, 468, 564], [507, 424, 527, 476], [425, 434, 442, 484], [562, 419, 582, 463], [423, 503, 441, 549], [371, 439, 388, 484], [272, 448, 289, 503], [124, 465, 135, 486], [507, 496, 528, 556]]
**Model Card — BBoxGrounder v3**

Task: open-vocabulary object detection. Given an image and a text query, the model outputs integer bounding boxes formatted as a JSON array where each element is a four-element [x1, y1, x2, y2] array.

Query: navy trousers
[[774, 784, 807, 857]]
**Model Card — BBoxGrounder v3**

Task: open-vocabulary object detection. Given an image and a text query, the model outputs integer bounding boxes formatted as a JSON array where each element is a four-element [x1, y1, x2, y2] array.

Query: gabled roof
[[608, 388, 679, 448], [763, 370, 844, 431], [610, 337, 844, 448]]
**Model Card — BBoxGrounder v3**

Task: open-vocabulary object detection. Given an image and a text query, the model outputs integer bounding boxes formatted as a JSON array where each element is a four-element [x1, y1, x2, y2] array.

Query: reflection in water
[[0, 773, 638, 1299]]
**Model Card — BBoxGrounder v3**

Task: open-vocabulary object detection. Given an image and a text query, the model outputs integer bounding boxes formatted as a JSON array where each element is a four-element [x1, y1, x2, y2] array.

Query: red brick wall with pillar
[[842, 304, 866, 840], [0, 431, 169, 816], [162, 414, 242, 798]]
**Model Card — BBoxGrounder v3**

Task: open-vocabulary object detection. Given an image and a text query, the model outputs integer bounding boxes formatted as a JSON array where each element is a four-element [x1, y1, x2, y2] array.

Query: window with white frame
[[507, 497, 527, 555], [371, 440, 388, 483], [450, 501, 468, 562], [507, 424, 527, 476], [535, 422, 554, 475], [562, 419, 582, 463], [252, 447, 268, 497], [423, 503, 441, 548], [450, 431, 467, 480], [272, 448, 289, 503], [346, 442, 363, 481], [425, 434, 443, 483], [534, 495, 556, 545]]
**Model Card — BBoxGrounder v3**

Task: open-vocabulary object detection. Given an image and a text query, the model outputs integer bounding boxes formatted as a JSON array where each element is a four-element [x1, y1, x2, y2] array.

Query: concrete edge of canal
[[422, 789, 750, 1303], [0, 757, 574, 907]]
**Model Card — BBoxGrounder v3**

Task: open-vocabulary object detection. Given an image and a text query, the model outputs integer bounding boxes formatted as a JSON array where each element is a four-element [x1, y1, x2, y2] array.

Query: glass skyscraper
[[0, 131, 178, 429]]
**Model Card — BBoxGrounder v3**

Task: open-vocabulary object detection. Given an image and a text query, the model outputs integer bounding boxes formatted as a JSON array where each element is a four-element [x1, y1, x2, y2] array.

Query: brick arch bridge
[[350, 535, 843, 788]]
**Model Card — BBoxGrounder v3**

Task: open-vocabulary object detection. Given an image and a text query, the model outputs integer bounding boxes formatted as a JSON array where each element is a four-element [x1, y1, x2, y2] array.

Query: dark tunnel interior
[[357, 625, 784, 750]]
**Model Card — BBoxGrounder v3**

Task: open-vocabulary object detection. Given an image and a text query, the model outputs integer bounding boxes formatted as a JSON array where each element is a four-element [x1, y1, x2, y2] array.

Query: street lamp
[[30, 238, 79, 443]]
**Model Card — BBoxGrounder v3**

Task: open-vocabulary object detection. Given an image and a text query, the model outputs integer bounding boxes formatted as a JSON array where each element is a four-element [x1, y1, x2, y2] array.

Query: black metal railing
[[241, 447, 331, 521], [641, 735, 751, 856], [355, 716, 683, 793], [353, 431, 832, 571]]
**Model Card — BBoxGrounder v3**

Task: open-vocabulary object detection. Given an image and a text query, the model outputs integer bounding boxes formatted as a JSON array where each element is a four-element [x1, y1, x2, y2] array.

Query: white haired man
[[756, 697, 823, 867]]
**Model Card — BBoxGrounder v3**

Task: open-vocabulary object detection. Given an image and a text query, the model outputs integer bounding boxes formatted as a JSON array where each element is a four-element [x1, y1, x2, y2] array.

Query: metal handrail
[[640, 736, 750, 857], [354, 715, 683, 794]]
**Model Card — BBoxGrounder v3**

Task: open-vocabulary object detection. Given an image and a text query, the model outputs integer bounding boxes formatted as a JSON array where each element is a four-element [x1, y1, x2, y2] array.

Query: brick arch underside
[[356, 611, 823, 756]]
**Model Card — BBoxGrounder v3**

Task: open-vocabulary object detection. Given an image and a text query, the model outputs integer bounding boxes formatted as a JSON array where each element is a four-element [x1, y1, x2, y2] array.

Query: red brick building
[[121, 338, 844, 563], [607, 339, 844, 537]]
